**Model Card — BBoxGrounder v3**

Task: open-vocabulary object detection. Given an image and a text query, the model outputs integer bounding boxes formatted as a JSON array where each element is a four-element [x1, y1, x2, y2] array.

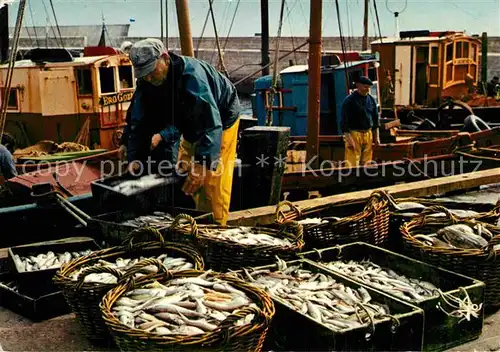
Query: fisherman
[[340, 76, 380, 167], [486, 76, 499, 97], [0, 133, 18, 181], [127, 38, 241, 225]]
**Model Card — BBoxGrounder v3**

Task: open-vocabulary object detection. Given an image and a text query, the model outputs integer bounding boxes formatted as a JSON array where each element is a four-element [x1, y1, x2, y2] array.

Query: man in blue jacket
[[127, 38, 241, 225]]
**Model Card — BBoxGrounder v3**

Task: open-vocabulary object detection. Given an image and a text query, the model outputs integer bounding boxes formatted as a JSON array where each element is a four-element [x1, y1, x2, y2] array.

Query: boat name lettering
[[99, 91, 134, 106]]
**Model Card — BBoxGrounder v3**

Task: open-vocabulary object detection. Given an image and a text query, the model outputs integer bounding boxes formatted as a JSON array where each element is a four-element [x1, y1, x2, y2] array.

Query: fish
[[121, 212, 176, 229], [112, 174, 168, 196], [69, 254, 195, 284], [320, 259, 439, 303], [201, 226, 294, 247], [12, 249, 95, 273], [241, 262, 391, 331], [111, 273, 258, 336], [437, 224, 489, 249], [394, 202, 426, 211]]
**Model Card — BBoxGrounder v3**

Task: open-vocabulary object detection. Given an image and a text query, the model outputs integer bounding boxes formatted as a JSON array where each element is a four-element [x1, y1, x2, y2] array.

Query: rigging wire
[[195, 0, 213, 56], [209, 0, 230, 64], [284, 0, 298, 64], [345, 0, 353, 52], [0, 0, 27, 140], [221, 0, 241, 52], [208, 0, 228, 76], [28, 0, 40, 47], [41, 0, 59, 47], [334, 0, 350, 90], [48, 0, 64, 48]]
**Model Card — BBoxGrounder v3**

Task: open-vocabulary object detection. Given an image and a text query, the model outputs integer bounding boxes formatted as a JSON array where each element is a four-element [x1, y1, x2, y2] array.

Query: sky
[[5, 0, 500, 38]]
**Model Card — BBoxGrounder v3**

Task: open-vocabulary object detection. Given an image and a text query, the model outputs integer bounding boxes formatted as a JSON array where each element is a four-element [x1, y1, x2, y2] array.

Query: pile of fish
[[12, 249, 94, 272], [121, 212, 175, 228], [242, 262, 390, 331], [69, 254, 194, 284], [320, 259, 439, 303], [111, 271, 257, 336], [202, 227, 294, 247], [414, 223, 494, 250], [394, 202, 480, 218], [297, 216, 342, 225], [112, 174, 168, 196]]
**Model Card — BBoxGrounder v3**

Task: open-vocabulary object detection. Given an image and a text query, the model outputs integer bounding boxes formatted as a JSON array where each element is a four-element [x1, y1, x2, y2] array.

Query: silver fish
[[437, 224, 489, 249], [13, 249, 95, 273], [202, 226, 294, 247]]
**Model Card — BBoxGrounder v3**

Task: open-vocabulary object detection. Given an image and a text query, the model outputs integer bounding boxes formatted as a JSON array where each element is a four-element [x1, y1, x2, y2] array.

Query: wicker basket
[[53, 228, 204, 345], [100, 270, 275, 352], [169, 214, 304, 272], [400, 205, 500, 307], [274, 190, 391, 250], [389, 197, 500, 252]]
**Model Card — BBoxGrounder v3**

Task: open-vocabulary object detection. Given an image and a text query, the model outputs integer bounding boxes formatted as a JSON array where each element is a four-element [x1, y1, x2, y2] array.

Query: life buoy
[[461, 115, 491, 133]]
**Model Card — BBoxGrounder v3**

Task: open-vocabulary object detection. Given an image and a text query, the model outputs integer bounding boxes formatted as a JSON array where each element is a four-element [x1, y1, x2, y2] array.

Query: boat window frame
[[75, 66, 93, 97], [118, 64, 135, 91], [428, 43, 440, 88], [0, 87, 20, 112]]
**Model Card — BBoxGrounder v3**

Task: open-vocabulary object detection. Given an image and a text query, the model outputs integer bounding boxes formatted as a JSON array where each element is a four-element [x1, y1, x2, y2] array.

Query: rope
[[221, 0, 241, 53], [27, 0, 40, 47], [334, 0, 350, 92], [41, 0, 60, 47], [266, 0, 287, 126], [196, 0, 213, 56], [208, 0, 229, 77], [0, 0, 26, 140], [48, 0, 64, 48], [437, 287, 482, 323]]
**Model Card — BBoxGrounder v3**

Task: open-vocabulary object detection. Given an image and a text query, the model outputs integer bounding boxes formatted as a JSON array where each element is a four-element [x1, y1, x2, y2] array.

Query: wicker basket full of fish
[[54, 228, 204, 345], [275, 190, 391, 250], [388, 196, 500, 252], [169, 214, 304, 272], [401, 205, 500, 307], [100, 268, 275, 352]]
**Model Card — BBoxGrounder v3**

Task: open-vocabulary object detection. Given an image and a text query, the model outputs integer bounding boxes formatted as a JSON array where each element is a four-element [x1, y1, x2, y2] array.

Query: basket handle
[[275, 200, 302, 223], [278, 220, 304, 244], [123, 227, 165, 250], [74, 265, 123, 290], [169, 213, 198, 239], [418, 205, 458, 223], [120, 258, 171, 283], [218, 305, 270, 347]]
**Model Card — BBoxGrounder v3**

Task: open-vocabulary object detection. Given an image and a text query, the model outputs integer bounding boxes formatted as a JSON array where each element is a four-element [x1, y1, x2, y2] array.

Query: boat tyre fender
[[462, 115, 491, 133]]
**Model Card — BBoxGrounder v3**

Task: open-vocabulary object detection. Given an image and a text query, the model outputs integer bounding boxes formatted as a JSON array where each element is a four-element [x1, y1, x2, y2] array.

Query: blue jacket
[[0, 145, 17, 179], [127, 52, 241, 167], [340, 90, 380, 133]]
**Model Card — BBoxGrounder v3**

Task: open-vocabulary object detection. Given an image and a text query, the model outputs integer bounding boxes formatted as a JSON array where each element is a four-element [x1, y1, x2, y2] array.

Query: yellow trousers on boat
[[344, 129, 373, 167], [177, 119, 240, 225]]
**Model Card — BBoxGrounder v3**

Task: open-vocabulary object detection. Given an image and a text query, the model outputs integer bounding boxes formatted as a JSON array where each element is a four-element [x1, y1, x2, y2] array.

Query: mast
[[261, 0, 270, 76], [306, 0, 322, 168], [160, 0, 164, 43], [175, 0, 194, 57], [165, 0, 169, 48], [0, 3, 8, 63], [362, 0, 369, 51]]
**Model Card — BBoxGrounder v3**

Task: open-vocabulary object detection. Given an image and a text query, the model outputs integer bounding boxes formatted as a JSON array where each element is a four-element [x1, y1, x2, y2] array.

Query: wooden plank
[[227, 166, 500, 226]]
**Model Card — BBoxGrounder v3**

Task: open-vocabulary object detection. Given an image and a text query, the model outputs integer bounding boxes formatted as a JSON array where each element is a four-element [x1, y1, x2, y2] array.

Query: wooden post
[[481, 32, 488, 84], [0, 5, 8, 64], [362, 0, 369, 51], [237, 126, 290, 209], [306, 0, 322, 169], [261, 0, 270, 76], [175, 0, 194, 57]]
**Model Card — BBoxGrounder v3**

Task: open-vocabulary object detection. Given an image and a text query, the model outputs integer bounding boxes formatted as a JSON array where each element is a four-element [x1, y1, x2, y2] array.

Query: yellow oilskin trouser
[[344, 129, 373, 167], [177, 119, 240, 225]]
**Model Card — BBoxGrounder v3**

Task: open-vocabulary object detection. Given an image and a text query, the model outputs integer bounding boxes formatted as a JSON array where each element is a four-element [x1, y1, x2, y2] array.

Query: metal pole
[[165, 0, 169, 48], [306, 0, 322, 168], [261, 0, 270, 76], [362, 0, 369, 51], [160, 0, 164, 43], [175, 0, 194, 57], [0, 4, 8, 63], [481, 32, 488, 84]]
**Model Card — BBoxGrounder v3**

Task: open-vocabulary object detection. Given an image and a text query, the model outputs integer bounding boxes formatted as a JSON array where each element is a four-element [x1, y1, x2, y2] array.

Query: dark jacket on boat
[[0, 145, 17, 180], [340, 90, 380, 133], [126, 52, 241, 167]]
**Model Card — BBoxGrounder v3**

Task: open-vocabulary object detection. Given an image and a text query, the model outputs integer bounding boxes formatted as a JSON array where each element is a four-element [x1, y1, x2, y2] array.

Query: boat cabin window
[[431, 47, 439, 65], [444, 39, 479, 87], [99, 67, 116, 94], [76, 68, 93, 95], [0, 87, 19, 111], [118, 66, 134, 90]]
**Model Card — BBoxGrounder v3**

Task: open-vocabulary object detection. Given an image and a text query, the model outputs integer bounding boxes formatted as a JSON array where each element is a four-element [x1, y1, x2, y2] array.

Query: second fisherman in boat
[[340, 76, 380, 167], [126, 38, 241, 225], [0, 133, 18, 181]]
